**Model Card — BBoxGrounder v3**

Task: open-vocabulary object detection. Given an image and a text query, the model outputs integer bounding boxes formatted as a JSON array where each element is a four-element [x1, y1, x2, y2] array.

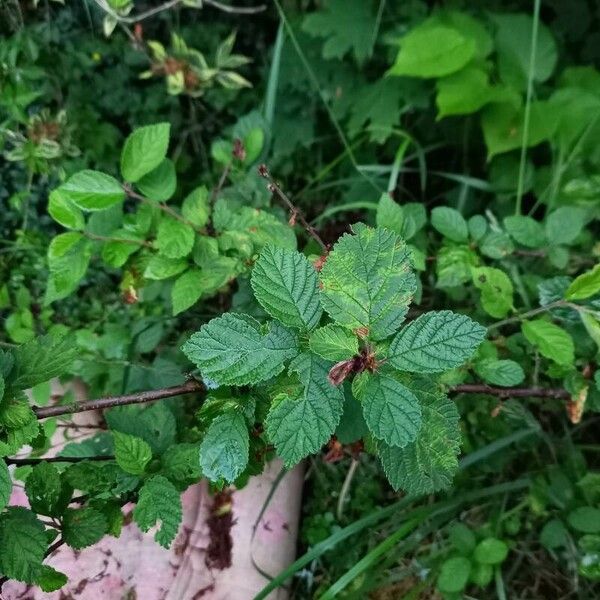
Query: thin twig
[[336, 458, 359, 520], [450, 384, 569, 399], [209, 162, 231, 207], [34, 380, 204, 419], [258, 165, 328, 251], [5, 455, 115, 465], [84, 232, 154, 248]]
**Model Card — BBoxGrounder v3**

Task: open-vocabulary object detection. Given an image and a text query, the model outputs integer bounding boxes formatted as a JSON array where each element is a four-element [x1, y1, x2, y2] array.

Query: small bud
[[123, 286, 138, 304], [267, 183, 276, 194], [288, 211, 297, 226], [258, 164, 269, 178], [232, 138, 246, 162]]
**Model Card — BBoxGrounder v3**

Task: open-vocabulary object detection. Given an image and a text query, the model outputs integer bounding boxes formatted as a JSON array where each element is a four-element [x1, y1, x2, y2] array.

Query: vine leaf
[[378, 382, 460, 494], [309, 324, 358, 362], [182, 313, 298, 386], [353, 372, 421, 448], [251, 245, 322, 331], [200, 411, 249, 483], [133, 475, 182, 548], [389, 310, 485, 373], [319, 223, 417, 341], [266, 353, 344, 467], [0, 507, 47, 583]]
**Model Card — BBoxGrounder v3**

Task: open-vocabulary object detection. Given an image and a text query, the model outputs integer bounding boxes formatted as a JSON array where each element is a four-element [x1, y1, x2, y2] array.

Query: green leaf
[[565, 264, 600, 300], [353, 372, 421, 448], [120, 122, 171, 183], [38, 565, 68, 592], [376, 193, 404, 234], [474, 359, 524, 387], [101, 233, 142, 268], [62, 507, 108, 549], [319, 224, 416, 341], [113, 431, 152, 475], [436, 242, 480, 288], [156, 216, 195, 259], [493, 13, 557, 89], [200, 411, 249, 483], [133, 475, 182, 547], [144, 255, 188, 280], [0, 459, 10, 512], [25, 462, 69, 516], [45, 237, 93, 304], [309, 325, 358, 361], [472, 266, 514, 318], [0, 420, 39, 457], [431, 206, 468, 242], [522, 320, 574, 366], [540, 519, 568, 549], [0, 507, 47, 583], [388, 25, 475, 78], [266, 353, 344, 467], [438, 556, 471, 593], [545, 207, 586, 245], [504, 215, 546, 248], [378, 384, 460, 494], [389, 310, 485, 373], [449, 523, 476, 554], [48, 189, 84, 230], [0, 394, 36, 429], [181, 186, 210, 228], [57, 170, 125, 211], [161, 443, 202, 486], [302, 0, 376, 63], [480, 230, 514, 259], [182, 313, 298, 386], [473, 537, 509, 565], [567, 506, 600, 533], [251, 245, 322, 331], [9, 334, 77, 390], [136, 158, 176, 201], [171, 269, 204, 315]]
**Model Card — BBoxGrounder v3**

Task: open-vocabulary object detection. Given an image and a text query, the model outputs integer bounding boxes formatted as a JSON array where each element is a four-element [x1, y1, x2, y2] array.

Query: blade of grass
[[263, 20, 284, 130]]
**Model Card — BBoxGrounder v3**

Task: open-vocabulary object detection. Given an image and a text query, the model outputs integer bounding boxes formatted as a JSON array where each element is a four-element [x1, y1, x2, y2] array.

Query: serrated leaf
[[503, 215, 545, 248], [565, 264, 600, 300], [171, 268, 204, 315], [522, 319, 574, 366], [121, 122, 171, 183], [200, 411, 249, 483], [48, 189, 84, 230], [309, 324, 358, 361], [266, 353, 344, 467], [133, 475, 182, 547], [0, 419, 39, 457], [378, 383, 460, 494], [0, 507, 47, 583], [431, 207, 468, 242], [156, 215, 195, 259], [474, 358, 524, 387], [182, 313, 298, 386], [302, 0, 376, 63], [182, 186, 210, 228], [472, 266, 514, 318], [388, 25, 475, 78], [25, 462, 69, 516], [389, 310, 485, 373], [545, 207, 586, 246], [136, 158, 176, 201], [353, 372, 421, 448], [57, 170, 125, 211], [113, 432, 152, 475], [62, 507, 108, 549], [161, 443, 202, 486], [38, 565, 68, 592], [0, 393, 36, 429], [144, 255, 188, 280], [0, 459, 10, 512], [251, 245, 322, 330], [319, 224, 416, 341], [9, 334, 77, 390]]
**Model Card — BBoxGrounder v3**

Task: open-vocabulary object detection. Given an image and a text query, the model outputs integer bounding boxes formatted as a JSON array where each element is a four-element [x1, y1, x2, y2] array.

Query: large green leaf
[[521, 320, 574, 366], [0, 507, 47, 583], [266, 353, 344, 467], [48, 189, 84, 230], [136, 158, 176, 201], [378, 383, 460, 494], [200, 411, 249, 483], [503, 215, 545, 248], [353, 372, 421, 448], [251, 245, 322, 331], [309, 324, 358, 362], [57, 170, 125, 211], [171, 269, 204, 315], [389, 310, 485, 373], [565, 264, 600, 300], [545, 207, 586, 246], [474, 358, 524, 387], [182, 313, 298, 386], [388, 24, 475, 78], [319, 224, 416, 341], [120, 122, 171, 183], [62, 507, 108, 549], [133, 475, 182, 548]]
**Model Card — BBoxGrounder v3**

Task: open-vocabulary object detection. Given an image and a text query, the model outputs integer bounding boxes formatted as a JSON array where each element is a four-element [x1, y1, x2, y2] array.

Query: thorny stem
[[450, 384, 569, 399], [258, 165, 328, 252], [34, 380, 204, 419]]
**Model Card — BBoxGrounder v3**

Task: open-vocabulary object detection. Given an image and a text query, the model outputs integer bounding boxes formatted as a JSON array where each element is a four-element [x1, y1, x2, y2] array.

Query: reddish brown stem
[[5, 455, 115, 465], [450, 384, 569, 399], [34, 380, 204, 419]]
